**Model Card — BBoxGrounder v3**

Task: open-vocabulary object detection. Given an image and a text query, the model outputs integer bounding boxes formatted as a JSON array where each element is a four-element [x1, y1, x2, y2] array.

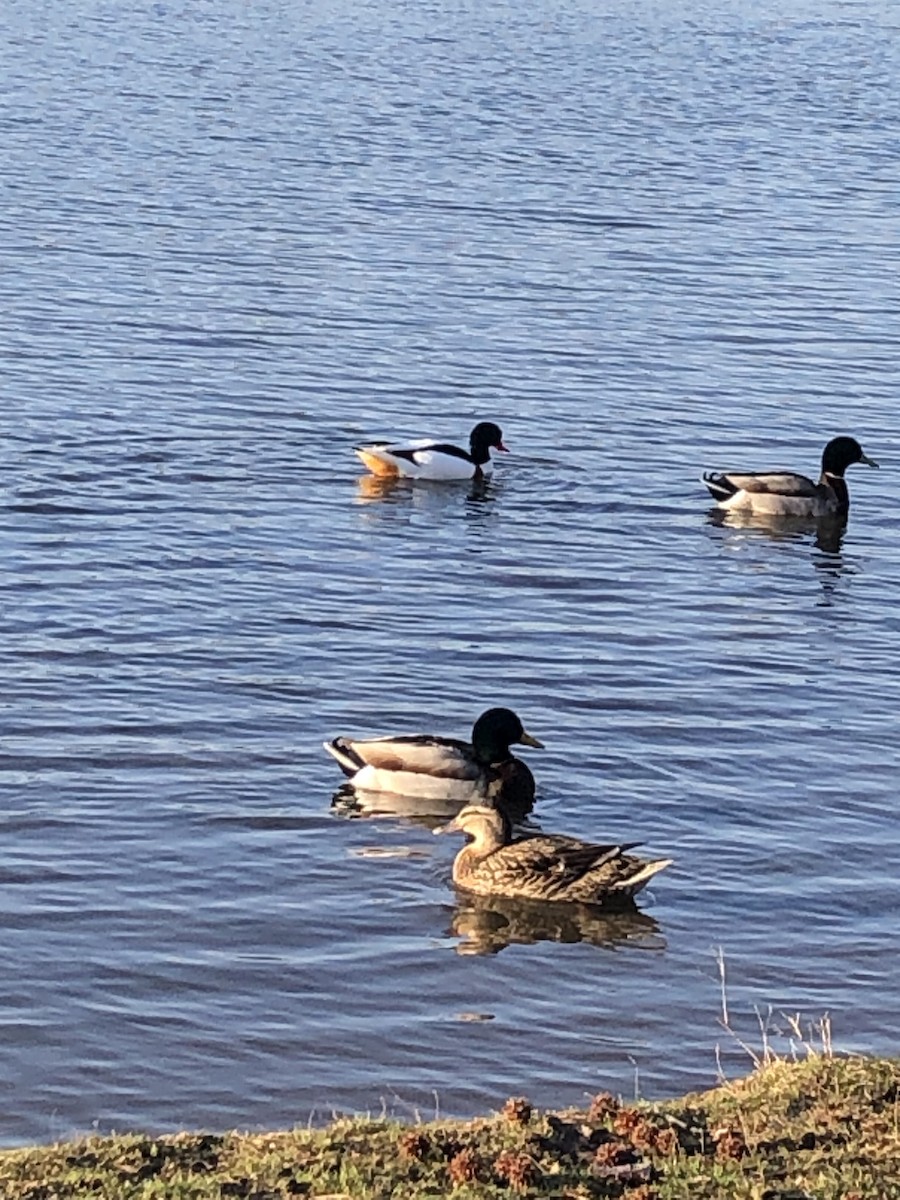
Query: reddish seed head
[[588, 1091, 620, 1122], [612, 1107, 643, 1136], [493, 1149, 541, 1191], [501, 1096, 533, 1126], [398, 1131, 430, 1161], [448, 1146, 481, 1185], [714, 1127, 748, 1161], [594, 1140, 637, 1167], [654, 1127, 678, 1156]]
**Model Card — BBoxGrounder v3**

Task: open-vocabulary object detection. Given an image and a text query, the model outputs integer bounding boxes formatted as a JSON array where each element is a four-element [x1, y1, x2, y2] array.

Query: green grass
[[2, 1055, 899, 1199]]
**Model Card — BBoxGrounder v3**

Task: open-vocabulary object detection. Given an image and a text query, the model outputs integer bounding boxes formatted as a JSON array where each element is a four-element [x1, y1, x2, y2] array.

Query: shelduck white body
[[354, 421, 507, 481]]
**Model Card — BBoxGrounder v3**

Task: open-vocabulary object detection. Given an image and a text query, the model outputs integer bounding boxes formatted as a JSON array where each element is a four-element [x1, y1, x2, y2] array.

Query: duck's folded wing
[[720, 471, 818, 496], [339, 734, 481, 780], [497, 838, 635, 892]]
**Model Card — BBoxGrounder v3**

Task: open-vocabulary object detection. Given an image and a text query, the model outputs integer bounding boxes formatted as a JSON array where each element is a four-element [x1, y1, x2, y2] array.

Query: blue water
[[1, 0, 899, 1147]]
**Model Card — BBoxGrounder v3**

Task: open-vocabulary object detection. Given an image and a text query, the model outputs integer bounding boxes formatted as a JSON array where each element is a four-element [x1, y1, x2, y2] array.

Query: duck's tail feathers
[[355, 447, 400, 477], [702, 471, 738, 502], [323, 737, 366, 777], [614, 857, 673, 898]]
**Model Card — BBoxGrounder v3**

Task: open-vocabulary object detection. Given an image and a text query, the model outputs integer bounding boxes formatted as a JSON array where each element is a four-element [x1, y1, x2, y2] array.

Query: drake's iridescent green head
[[470, 707, 543, 764], [822, 436, 878, 477]]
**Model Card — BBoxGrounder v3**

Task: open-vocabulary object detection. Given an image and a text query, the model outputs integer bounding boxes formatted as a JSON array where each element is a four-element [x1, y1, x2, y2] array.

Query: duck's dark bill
[[861, 453, 879, 468]]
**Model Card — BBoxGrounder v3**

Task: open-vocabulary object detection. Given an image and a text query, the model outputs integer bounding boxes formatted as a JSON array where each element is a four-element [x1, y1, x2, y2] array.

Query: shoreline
[[2, 1053, 896, 1198]]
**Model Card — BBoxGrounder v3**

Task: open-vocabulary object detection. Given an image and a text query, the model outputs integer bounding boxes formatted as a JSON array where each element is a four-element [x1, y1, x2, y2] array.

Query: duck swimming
[[437, 805, 672, 904], [323, 707, 543, 818], [354, 421, 507, 481], [703, 436, 878, 518]]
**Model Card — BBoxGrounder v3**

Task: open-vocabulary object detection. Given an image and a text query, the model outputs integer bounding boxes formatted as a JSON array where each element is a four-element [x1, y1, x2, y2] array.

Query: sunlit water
[[2, 0, 899, 1148]]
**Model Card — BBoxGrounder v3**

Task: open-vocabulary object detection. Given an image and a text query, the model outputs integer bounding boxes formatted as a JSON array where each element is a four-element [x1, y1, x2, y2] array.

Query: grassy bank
[[2, 1055, 898, 1199]]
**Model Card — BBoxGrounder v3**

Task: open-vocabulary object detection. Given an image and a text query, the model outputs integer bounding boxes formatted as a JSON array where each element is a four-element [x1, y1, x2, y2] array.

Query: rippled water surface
[[2, 0, 899, 1147]]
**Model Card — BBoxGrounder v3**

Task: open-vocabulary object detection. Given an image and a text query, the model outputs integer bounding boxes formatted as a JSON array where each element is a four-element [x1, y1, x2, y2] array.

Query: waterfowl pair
[[438, 805, 672, 905], [324, 707, 542, 819], [354, 421, 507, 481], [703, 436, 878, 518]]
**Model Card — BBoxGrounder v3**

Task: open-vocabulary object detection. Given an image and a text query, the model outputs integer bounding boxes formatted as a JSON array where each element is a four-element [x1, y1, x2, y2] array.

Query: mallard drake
[[437, 805, 671, 904], [354, 421, 507, 480], [323, 707, 543, 817], [703, 436, 878, 517]]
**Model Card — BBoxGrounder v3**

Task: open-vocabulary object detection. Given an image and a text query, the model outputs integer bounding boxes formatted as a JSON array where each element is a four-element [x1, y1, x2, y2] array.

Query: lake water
[[2, 0, 899, 1148]]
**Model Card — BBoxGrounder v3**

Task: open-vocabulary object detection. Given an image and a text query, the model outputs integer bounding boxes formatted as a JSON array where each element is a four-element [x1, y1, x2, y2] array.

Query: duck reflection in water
[[331, 783, 473, 830], [448, 894, 665, 957], [355, 472, 495, 508], [707, 505, 843, 549], [706, 508, 853, 604]]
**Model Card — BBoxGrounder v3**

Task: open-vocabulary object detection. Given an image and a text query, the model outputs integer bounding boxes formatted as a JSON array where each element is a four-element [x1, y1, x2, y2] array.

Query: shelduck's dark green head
[[469, 422, 507, 458], [471, 707, 543, 764], [822, 436, 879, 477]]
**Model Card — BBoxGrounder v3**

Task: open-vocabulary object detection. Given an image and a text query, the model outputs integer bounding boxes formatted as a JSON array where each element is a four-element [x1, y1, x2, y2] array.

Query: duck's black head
[[821, 436, 879, 477], [469, 422, 507, 464], [471, 707, 543, 763]]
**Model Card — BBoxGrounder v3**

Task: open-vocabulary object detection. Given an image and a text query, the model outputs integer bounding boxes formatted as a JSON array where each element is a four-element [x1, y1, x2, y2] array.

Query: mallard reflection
[[448, 893, 666, 957], [331, 784, 469, 830], [706, 508, 852, 601], [707, 506, 846, 545]]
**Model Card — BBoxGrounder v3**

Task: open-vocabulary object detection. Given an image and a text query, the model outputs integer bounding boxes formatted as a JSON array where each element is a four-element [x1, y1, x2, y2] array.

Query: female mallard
[[703, 436, 878, 517], [354, 421, 507, 481], [438, 805, 672, 904], [323, 707, 543, 817]]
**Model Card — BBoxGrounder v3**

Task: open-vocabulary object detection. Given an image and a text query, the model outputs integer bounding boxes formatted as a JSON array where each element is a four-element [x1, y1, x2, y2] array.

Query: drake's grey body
[[703, 436, 878, 517]]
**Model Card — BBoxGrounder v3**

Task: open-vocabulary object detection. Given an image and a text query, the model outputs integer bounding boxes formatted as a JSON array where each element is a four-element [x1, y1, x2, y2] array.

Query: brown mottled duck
[[438, 804, 671, 904]]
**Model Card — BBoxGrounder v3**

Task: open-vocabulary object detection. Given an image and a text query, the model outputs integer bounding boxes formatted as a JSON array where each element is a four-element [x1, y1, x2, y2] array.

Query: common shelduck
[[354, 421, 507, 480]]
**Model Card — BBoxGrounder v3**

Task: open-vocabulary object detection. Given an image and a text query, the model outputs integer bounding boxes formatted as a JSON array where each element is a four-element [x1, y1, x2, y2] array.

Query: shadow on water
[[446, 893, 666, 957], [705, 508, 853, 604]]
